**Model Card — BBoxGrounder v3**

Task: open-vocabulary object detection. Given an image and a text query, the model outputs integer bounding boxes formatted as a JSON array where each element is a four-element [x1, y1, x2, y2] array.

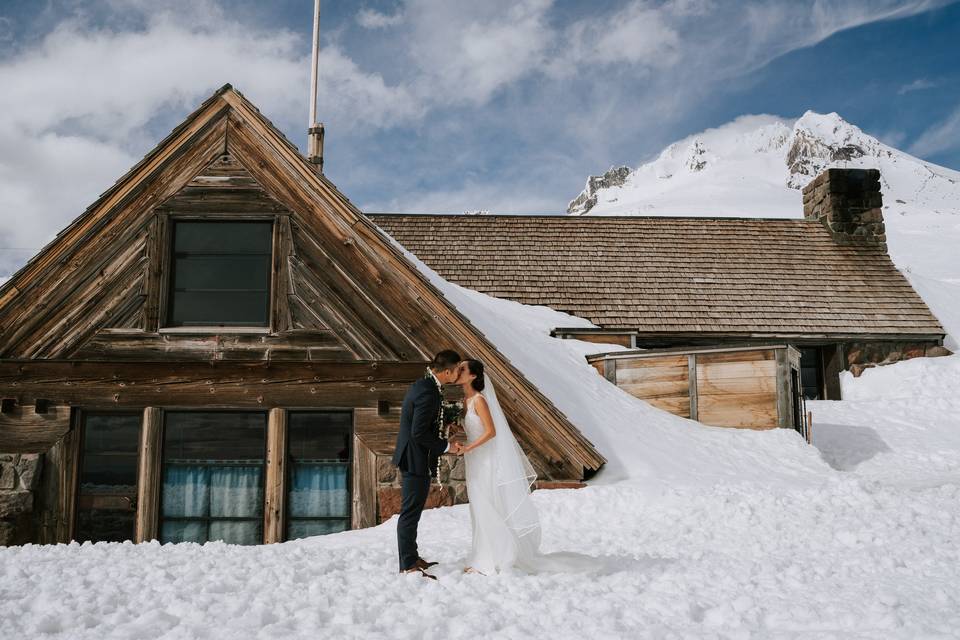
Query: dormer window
[[166, 221, 273, 328]]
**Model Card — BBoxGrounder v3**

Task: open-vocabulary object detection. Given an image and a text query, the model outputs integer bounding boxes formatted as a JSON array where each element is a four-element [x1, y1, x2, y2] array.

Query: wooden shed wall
[[694, 350, 778, 428], [614, 355, 691, 418], [596, 347, 793, 430]]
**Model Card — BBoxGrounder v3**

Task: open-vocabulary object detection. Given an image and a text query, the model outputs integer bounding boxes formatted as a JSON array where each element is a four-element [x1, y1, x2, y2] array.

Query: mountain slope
[[567, 111, 960, 349]]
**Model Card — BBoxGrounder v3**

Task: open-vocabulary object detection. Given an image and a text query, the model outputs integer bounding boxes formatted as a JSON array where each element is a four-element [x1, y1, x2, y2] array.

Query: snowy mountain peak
[[566, 111, 959, 218]]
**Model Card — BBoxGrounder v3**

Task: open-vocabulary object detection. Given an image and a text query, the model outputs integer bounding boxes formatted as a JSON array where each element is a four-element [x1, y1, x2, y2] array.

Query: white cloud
[[356, 8, 404, 29], [404, 0, 555, 105], [0, 3, 420, 276], [909, 105, 960, 158], [562, 1, 681, 69], [898, 78, 937, 95]]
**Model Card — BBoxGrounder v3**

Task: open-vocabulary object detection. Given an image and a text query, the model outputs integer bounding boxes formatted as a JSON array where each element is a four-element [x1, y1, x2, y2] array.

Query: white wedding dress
[[462, 381, 599, 575]]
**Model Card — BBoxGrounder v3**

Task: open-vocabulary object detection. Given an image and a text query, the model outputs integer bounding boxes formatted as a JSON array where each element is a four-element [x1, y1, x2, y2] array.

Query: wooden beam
[[0, 361, 427, 414], [687, 354, 698, 421], [135, 407, 163, 543], [603, 359, 616, 384], [775, 348, 791, 429], [0, 404, 71, 453], [263, 407, 288, 543], [351, 431, 378, 529], [59, 411, 82, 543]]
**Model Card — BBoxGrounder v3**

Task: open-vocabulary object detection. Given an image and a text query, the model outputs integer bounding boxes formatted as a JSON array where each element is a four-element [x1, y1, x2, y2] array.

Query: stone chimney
[[802, 168, 886, 250]]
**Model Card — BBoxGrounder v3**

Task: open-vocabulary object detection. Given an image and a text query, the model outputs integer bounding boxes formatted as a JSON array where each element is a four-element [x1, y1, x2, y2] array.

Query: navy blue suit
[[393, 375, 448, 571]]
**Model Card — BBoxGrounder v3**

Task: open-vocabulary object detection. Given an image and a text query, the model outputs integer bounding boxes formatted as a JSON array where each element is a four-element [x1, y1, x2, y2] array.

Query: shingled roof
[[369, 214, 945, 338]]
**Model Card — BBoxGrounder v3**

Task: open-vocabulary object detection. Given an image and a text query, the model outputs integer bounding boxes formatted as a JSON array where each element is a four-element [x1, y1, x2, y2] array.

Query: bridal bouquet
[[442, 400, 464, 429]]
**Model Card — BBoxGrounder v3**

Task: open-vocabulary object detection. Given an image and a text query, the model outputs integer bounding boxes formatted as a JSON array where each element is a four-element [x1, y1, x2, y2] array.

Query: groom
[[393, 349, 463, 579]]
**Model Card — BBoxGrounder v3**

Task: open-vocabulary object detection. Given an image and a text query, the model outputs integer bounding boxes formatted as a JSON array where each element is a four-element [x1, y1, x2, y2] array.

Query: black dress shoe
[[401, 567, 437, 580], [416, 557, 439, 569]]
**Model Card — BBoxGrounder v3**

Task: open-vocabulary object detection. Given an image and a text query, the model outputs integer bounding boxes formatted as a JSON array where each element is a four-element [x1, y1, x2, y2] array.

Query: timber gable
[[0, 85, 605, 487]]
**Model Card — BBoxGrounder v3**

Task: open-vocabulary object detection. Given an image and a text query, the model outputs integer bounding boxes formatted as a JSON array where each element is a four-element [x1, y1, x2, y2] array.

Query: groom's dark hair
[[430, 350, 462, 372]]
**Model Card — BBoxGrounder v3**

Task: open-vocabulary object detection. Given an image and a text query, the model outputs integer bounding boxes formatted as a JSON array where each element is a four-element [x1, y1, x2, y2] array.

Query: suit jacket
[[392, 376, 448, 477]]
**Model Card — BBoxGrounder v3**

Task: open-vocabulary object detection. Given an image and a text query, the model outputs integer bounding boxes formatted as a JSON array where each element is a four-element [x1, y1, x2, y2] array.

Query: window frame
[[72, 409, 144, 544], [157, 409, 270, 545], [159, 215, 277, 332], [284, 410, 354, 540]]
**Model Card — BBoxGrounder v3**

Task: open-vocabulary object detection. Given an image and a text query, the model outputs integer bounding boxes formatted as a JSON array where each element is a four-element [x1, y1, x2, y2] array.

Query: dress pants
[[397, 471, 431, 571]]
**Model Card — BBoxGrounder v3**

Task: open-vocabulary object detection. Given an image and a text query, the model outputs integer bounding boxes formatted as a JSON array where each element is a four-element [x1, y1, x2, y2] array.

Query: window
[[286, 412, 352, 539], [160, 411, 267, 545], [75, 412, 142, 543], [166, 221, 272, 327], [798, 347, 824, 400]]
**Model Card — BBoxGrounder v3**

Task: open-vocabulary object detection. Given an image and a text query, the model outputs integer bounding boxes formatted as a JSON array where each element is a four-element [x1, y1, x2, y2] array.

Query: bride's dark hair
[[465, 359, 485, 392]]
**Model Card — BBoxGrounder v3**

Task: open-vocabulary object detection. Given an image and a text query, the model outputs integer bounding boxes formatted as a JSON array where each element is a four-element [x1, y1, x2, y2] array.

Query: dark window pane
[[166, 221, 272, 327], [286, 412, 352, 540], [75, 413, 142, 543], [799, 347, 823, 400], [160, 412, 266, 545], [173, 221, 273, 253], [168, 291, 270, 326], [171, 255, 271, 291]]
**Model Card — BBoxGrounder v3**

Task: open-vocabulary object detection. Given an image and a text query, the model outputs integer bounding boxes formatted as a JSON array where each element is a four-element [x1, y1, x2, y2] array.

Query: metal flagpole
[[307, 0, 324, 171]]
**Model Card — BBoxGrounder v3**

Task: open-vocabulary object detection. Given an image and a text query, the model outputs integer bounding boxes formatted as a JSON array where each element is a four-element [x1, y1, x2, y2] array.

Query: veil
[[482, 379, 542, 546]]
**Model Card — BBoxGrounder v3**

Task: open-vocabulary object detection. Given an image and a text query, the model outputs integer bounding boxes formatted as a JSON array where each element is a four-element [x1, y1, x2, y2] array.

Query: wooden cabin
[[0, 86, 604, 547], [586, 345, 806, 435], [371, 174, 949, 402]]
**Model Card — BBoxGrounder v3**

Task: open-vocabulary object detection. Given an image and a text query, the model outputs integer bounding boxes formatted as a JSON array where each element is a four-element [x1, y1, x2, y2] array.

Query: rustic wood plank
[[37, 437, 64, 544], [697, 374, 777, 396], [0, 361, 427, 409], [135, 407, 162, 543], [351, 431, 378, 529], [643, 395, 690, 416], [696, 349, 776, 365], [60, 413, 81, 542], [619, 380, 690, 399], [687, 354, 698, 422], [616, 365, 689, 385], [617, 355, 689, 369], [71, 328, 354, 362], [603, 359, 616, 383], [696, 360, 777, 381], [263, 407, 287, 543], [0, 404, 72, 452], [698, 393, 779, 429], [774, 348, 789, 429]]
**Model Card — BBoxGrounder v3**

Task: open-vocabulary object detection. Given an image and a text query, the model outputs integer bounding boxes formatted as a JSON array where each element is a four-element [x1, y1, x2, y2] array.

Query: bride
[[451, 359, 598, 575]]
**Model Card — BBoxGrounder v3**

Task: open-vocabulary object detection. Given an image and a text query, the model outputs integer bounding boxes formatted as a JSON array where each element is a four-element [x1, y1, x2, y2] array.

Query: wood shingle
[[369, 214, 944, 337]]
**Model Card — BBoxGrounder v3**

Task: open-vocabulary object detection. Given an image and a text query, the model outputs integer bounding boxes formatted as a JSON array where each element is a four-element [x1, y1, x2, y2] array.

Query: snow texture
[[2, 114, 959, 639]]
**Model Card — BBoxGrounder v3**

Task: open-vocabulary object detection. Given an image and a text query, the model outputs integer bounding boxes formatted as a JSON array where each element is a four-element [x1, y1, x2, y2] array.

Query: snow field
[[2, 476, 959, 639]]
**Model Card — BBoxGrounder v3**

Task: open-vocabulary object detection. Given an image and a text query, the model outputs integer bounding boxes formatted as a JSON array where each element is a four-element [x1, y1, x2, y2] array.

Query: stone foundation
[[845, 340, 952, 377], [0, 453, 43, 546]]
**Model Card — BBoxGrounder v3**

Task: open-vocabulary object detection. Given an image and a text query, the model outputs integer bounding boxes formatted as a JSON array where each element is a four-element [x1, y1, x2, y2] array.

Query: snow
[[3, 114, 960, 638]]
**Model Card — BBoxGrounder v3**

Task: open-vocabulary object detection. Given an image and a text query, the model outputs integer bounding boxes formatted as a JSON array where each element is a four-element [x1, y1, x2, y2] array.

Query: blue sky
[[0, 0, 958, 274]]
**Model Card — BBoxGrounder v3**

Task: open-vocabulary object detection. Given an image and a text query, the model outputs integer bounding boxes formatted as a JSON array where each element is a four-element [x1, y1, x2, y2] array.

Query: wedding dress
[[462, 380, 599, 574]]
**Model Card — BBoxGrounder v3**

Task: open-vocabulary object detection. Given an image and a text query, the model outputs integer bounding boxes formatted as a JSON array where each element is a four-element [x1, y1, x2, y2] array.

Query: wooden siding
[[615, 356, 691, 418]]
